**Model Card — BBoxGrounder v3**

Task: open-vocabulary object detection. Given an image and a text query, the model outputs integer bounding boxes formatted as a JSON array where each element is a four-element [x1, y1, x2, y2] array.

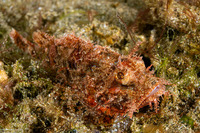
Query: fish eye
[[117, 72, 124, 79], [152, 80, 156, 85]]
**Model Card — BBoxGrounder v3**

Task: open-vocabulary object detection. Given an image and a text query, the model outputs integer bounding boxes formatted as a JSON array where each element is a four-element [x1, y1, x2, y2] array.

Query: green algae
[[181, 115, 194, 129]]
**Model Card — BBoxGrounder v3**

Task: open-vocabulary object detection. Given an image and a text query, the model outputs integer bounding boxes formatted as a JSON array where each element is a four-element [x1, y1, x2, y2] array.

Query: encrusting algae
[[0, 0, 199, 132], [10, 29, 170, 125]]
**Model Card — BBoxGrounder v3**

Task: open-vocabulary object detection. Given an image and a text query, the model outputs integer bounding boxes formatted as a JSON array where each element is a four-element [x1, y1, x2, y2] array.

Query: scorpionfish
[[10, 29, 169, 124]]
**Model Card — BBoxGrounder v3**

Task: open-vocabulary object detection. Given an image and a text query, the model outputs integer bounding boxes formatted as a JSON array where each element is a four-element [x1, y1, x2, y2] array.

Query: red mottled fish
[[10, 29, 169, 124]]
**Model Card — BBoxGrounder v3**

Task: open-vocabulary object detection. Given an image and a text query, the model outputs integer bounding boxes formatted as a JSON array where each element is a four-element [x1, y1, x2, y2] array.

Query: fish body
[[10, 29, 168, 124]]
